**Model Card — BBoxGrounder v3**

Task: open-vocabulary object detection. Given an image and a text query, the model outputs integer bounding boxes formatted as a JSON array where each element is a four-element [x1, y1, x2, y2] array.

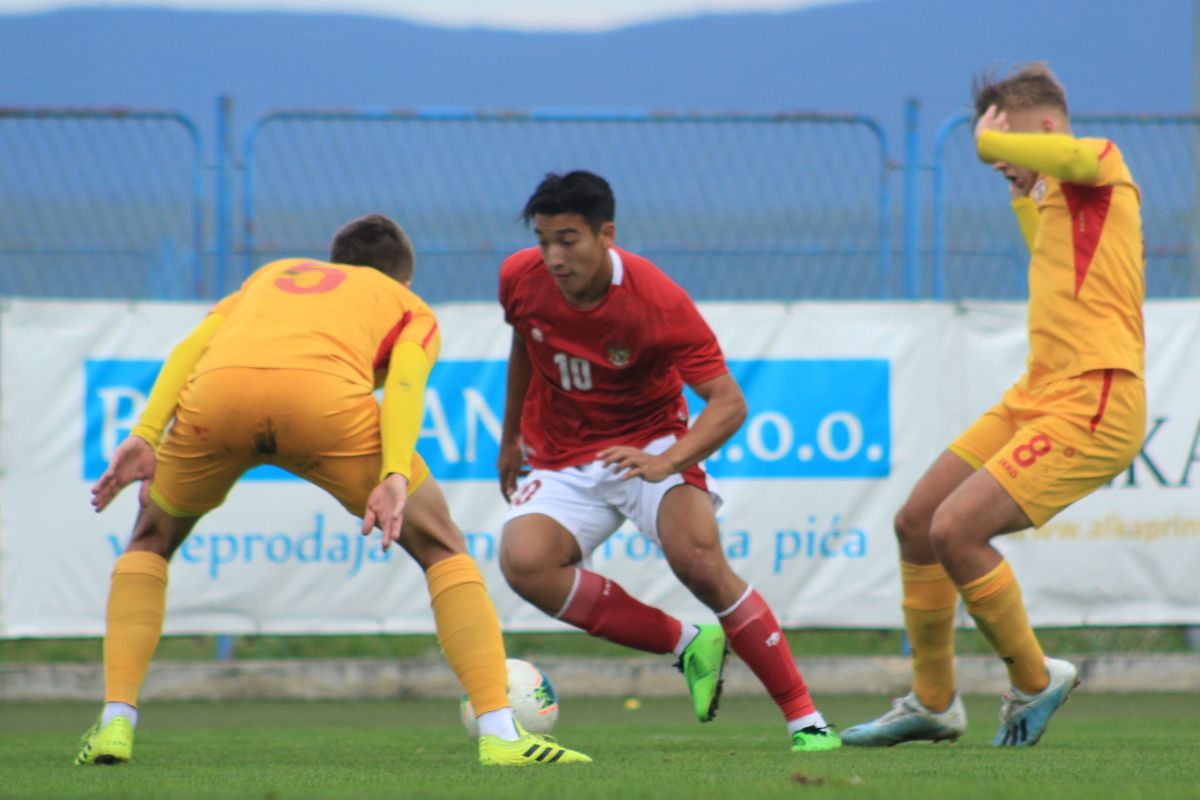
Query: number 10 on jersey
[[553, 352, 593, 391]]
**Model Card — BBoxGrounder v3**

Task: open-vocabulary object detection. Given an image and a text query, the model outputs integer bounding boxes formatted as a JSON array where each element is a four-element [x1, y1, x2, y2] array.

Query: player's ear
[[598, 220, 616, 246]]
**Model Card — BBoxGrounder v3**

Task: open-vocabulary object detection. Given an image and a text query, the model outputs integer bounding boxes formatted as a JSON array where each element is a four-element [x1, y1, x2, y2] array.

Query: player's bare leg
[[77, 502, 199, 765], [929, 467, 1076, 745], [656, 484, 838, 750], [499, 515, 584, 613], [842, 450, 973, 746]]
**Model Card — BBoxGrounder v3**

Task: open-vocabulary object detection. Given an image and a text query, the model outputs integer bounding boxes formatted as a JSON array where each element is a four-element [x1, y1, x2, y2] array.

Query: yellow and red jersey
[[1023, 138, 1144, 385], [199, 258, 440, 388]]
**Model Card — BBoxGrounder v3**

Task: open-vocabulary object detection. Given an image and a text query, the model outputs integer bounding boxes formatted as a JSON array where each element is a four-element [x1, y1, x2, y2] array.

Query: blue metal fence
[[0, 103, 1195, 302], [0, 109, 205, 299], [242, 109, 891, 303]]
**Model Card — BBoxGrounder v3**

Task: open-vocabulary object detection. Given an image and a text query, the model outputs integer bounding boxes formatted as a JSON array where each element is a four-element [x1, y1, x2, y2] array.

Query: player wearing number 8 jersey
[[497, 171, 840, 753], [843, 63, 1146, 749], [77, 214, 590, 768]]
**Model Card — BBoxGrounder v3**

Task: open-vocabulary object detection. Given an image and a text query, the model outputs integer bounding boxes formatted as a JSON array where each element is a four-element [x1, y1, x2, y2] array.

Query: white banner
[[1, 299, 1197, 636]]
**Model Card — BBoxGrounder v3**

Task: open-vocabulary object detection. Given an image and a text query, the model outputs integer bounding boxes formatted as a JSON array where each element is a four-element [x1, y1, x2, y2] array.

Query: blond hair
[[972, 62, 1068, 121]]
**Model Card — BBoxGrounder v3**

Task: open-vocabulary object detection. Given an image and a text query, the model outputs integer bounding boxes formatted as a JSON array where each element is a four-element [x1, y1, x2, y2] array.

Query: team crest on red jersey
[[606, 343, 632, 367]]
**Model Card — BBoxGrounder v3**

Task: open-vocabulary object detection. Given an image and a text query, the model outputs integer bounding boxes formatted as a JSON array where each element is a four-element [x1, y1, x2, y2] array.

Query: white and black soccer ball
[[460, 658, 560, 737]]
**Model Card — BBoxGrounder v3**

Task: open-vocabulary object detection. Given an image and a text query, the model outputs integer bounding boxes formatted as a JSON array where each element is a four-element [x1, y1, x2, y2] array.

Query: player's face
[[533, 213, 615, 304]]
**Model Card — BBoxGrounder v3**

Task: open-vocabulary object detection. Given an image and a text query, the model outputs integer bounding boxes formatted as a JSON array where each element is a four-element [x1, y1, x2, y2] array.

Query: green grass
[[2, 694, 1197, 799], [1, 626, 1194, 663]]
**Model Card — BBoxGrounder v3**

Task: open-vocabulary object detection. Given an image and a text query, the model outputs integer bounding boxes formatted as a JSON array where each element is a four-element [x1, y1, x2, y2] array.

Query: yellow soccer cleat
[[75, 716, 134, 766], [479, 723, 592, 766]]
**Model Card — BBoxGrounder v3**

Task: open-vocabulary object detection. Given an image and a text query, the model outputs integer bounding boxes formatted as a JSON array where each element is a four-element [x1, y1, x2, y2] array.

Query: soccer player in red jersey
[[496, 170, 840, 753]]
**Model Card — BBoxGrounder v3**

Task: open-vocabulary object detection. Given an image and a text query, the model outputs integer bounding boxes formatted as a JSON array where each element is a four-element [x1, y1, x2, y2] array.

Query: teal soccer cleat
[[841, 691, 966, 747], [993, 657, 1080, 747]]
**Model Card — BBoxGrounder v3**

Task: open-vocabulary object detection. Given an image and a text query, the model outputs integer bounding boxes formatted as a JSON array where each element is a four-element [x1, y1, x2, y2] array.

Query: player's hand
[[497, 438, 528, 502], [974, 103, 1009, 141], [91, 435, 157, 512], [362, 473, 409, 551], [598, 446, 675, 483]]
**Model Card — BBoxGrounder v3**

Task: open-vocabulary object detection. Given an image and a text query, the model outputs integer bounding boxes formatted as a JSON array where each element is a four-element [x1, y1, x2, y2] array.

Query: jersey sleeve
[[397, 303, 441, 363], [659, 294, 728, 386], [1087, 139, 1124, 186], [373, 303, 441, 374], [976, 130, 1100, 184]]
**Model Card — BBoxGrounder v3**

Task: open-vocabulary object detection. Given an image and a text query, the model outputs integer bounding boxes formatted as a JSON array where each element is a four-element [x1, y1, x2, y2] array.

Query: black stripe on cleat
[[535, 747, 552, 762], [548, 749, 565, 763], [523, 744, 540, 758]]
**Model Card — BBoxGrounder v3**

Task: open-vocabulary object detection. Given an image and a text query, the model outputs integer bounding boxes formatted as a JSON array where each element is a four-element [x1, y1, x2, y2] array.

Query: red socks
[[719, 588, 815, 720], [557, 569, 682, 654]]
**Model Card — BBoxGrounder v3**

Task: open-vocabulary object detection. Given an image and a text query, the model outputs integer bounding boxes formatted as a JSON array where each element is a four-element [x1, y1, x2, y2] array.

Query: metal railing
[[0, 101, 1195, 302]]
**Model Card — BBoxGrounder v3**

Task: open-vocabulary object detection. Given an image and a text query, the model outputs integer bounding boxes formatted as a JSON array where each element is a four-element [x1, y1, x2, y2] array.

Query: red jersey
[[500, 246, 729, 469]]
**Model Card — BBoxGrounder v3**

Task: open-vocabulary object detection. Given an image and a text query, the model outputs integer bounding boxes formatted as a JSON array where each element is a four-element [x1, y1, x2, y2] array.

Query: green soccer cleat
[[675, 624, 728, 723], [790, 725, 843, 753], [478, 722, 592, 766], [75, 716, 134, 766]]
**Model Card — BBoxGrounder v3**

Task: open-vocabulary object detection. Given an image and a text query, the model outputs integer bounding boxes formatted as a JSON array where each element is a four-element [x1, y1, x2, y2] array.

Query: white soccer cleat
[[841, 691, 966, 747], [993, 657, 1080, 747]]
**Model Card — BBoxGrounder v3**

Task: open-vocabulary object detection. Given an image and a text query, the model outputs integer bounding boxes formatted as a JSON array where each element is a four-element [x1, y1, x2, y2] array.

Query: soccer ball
[[460, 658, 560, 737]]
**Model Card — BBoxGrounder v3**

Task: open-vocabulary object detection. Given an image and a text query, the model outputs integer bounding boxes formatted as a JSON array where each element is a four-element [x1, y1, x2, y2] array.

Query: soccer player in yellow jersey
[[843, 63, 1146, 748], [76, 214, 590, 768]]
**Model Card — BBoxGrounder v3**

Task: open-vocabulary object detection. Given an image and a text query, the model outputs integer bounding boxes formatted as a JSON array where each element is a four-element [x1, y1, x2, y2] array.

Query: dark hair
[[521, 171, 615, 232], [329, 214, 415, 281], [972, 62, 1068, 122]]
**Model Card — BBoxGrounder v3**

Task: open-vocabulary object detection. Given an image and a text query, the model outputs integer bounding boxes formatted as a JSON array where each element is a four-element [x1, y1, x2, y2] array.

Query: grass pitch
[[1, 694, 1197, 799]]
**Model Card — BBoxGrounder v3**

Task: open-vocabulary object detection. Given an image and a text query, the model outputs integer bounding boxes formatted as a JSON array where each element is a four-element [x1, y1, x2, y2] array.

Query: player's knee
[[894, 503, 931, 548], [667, 546, 728, 599], [927, 505, 962, 559], [498, 540, 544, 591]]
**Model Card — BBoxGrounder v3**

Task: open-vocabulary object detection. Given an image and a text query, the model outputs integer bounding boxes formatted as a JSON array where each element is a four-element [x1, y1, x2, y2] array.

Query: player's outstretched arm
[[372, 339, 436, 549], [974, 104, 1099, 184], [90, 434, 157, 512], [497, 331, 532, 501], [601, 373, 747, 482]]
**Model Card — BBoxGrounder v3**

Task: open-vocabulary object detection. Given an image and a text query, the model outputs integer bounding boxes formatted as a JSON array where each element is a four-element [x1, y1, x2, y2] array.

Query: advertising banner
[[1, 299, 1197, 636]]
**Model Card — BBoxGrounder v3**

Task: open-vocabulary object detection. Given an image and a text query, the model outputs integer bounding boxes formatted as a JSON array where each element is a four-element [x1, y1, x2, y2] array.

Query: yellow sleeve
[[379, 339, 437, 481], [1011, 195, 1040, 252], [977, 130, 1100, 184], [129, 312, 225, 448]]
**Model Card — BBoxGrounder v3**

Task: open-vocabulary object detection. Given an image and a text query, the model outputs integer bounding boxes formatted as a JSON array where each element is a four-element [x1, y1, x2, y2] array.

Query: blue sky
[[0, 0, 857, 30]]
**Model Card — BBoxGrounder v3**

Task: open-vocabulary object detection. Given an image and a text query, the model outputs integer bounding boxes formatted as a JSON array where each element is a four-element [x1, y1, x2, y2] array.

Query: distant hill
[[0, 0, 1191, 154]]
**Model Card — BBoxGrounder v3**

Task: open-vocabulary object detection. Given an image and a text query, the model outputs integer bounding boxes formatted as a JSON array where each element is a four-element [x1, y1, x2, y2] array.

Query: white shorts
[[501, 434, 723, 559]]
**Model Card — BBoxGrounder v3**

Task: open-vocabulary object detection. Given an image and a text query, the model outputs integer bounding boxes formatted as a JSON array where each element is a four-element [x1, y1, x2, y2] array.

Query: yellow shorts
[[151, 367, 430, 518], [949, 369, 1145, 527]]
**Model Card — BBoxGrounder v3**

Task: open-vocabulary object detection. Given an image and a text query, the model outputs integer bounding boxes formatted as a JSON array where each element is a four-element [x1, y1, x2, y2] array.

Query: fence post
[[215, 95, 233, 298], [903, 98, 920, 299]]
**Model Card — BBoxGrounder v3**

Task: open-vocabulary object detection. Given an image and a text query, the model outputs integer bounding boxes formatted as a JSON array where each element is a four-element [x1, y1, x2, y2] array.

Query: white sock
[[476, 708, 519, 741], [102, 702, 139, 728], [786, 711, 827, 735], [672, 624, 700, 658]]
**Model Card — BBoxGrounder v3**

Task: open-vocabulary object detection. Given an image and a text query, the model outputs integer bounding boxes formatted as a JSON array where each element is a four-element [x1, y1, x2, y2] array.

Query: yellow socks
[[427, 554, 509, 714], [959, 559, 1048, 695], [104, 551, 169, 706], [901, 561, 959, 712]]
